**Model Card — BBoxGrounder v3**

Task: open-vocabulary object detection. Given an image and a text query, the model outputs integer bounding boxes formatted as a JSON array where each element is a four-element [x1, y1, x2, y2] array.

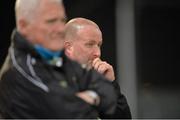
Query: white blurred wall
[[116, 0, 138, 117]]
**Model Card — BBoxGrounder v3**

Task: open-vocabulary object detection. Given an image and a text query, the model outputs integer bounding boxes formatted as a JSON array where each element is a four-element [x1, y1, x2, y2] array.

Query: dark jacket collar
[[10, 29, 71, 67], [11, 29, 39, 57]]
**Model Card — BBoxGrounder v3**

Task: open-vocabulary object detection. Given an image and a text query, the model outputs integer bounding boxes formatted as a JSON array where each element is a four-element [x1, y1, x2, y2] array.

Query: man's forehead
[[77, 25, 101, 35], [75, 24, 85, 30]]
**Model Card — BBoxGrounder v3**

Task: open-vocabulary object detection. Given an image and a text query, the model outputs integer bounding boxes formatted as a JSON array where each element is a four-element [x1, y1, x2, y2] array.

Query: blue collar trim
[[34, 45, 62, 60]]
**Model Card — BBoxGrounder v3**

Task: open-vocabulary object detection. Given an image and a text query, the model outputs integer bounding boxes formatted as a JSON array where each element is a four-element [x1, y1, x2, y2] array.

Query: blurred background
[[0, 0, 179, 118]]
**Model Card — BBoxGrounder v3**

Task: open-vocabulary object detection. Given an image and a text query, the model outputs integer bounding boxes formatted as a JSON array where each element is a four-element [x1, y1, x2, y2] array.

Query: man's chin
[[47, 45, 64, 52]]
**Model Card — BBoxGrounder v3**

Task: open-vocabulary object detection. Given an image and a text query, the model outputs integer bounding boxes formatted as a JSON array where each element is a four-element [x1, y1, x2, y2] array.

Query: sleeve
[[78, 70, 117, 116], [99, 80, 132, 119], [0, 69, 99, 119]]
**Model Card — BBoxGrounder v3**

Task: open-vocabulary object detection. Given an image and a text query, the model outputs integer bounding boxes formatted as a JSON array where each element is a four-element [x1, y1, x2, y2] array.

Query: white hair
[[15, 0, 62, 26]]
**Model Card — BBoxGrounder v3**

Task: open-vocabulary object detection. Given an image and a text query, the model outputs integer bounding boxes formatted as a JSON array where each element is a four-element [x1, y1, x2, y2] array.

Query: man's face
[[70, 26, 102, 67], [23, 1, 66, 51]]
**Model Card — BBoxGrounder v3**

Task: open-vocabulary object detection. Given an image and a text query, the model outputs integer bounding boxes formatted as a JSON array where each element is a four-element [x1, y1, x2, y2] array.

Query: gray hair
[[15, 0, 62, 25]]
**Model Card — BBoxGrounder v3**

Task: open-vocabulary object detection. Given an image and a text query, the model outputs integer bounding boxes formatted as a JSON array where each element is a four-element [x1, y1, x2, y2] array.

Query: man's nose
[[54, 22, 65, 38], [57, 23, 65, 32], [93, 47, 101, 58]]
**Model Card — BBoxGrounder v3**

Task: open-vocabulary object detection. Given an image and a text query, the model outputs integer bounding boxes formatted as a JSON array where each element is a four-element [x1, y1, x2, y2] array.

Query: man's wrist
[[86, 90, 100, 106]]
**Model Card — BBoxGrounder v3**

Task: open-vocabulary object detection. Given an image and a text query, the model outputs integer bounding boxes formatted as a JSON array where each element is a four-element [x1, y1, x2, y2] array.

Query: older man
[[0, 0, 117, 118], [64, 18, 132, 118]]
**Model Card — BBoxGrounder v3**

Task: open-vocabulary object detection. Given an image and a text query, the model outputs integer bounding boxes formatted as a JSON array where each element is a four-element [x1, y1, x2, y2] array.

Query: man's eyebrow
[[46, 17, 67, 23]]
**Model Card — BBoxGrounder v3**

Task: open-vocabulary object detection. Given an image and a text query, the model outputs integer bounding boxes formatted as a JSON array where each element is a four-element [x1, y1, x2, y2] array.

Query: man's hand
[[76, 91, 100, 105], [92, 58, 115, 81]]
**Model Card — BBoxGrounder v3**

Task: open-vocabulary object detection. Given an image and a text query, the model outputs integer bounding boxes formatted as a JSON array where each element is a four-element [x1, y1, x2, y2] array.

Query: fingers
[[98, 63, 108, 74], [92, 58, 103, 72], [76, 92, 94, 105], [96, 62, 109, 74], [76, 91, 100, 105], [92, 58, 100, 68], [92, 58, 115, 81], [92, 58, 109, 74]]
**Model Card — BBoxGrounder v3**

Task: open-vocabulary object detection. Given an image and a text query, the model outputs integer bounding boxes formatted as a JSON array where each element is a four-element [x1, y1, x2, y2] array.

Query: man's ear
[[18, 19, 29, 34], [64, 41, 73, 56]]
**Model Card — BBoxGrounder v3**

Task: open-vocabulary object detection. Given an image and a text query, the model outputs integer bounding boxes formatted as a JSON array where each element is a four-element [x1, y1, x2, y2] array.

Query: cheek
[[35, 30, 46, 42], [32, 26, 45, 37], [27, 26, 43, 42], [74, 46, 86, 57], [81, 48, 93, 59], [35, 24, 50, 38], [78, 46, 88, 54]]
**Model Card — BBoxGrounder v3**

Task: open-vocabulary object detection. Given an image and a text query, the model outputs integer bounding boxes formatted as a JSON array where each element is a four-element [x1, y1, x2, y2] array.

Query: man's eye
[[85, 43, 94, 47], [46, 19, 58, 24]]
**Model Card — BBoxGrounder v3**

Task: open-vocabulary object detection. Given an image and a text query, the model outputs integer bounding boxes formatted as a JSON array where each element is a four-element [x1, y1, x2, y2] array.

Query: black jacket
[[99, 80, 132, 119], [0, 30, 117, 119]]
